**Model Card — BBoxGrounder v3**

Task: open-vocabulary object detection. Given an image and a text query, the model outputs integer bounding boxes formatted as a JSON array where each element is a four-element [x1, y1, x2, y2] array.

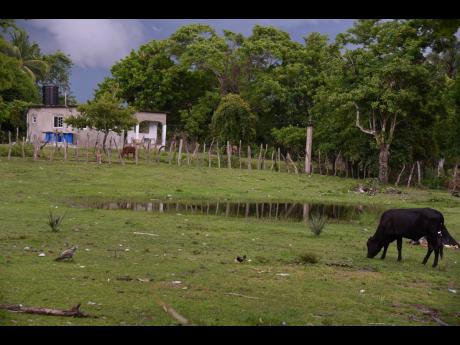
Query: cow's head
[[366, 236, 383, 258]]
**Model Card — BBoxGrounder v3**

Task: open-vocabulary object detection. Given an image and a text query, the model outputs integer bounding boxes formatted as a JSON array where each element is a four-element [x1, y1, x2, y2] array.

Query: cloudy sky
[[18, 19, 355, 102]]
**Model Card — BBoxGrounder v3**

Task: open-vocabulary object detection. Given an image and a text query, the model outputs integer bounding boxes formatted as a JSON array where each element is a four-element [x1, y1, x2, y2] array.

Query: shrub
[[309, 215, 327, 236], [0, 143, 34, 157], [423, 176, 449, 190], [48, 209, 66, 232], [297, 252, 319, 264]]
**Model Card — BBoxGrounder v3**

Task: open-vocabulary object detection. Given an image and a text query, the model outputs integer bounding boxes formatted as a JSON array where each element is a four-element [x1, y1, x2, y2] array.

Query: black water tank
[[42, 85, 59, 106]]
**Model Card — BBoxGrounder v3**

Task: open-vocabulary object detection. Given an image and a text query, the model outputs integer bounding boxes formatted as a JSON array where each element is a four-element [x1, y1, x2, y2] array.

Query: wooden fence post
[[135, 142, 139, 165], [16, 127, 19, 144], [407, 163, 415, 188], [113, 137, 125, 165], [168, 140, 175, 165], [257, 143, 263, 170], [208, 138, 215, 168], [287, 153, 298, 174], [75, 138, 79, 162], [395, 163, 405, 187], [86, 132, 90, 163], [108, 138, 112, 165], [239, 140, 242, 169], [262, 144, 268, 170], [416, 160, 422, 185], [277, 148, 281, 172], [63, 137, 68, 161], [177, 139, 183, 166], [247, 145, 252, 170], [270, 149, 275, 171], [191, 142, 199, 165], [96, 145, 102, 165], [7, 131, 12, 160], [227, 141, 231, 169], [21, 136, 25, 160], [216, 140, 221, 168], [33, 135, 38, 161], [202, 143, 206, 167]]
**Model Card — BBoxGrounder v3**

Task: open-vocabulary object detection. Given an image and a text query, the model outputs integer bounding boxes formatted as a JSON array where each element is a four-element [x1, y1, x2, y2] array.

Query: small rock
[[87, 301, 96, 305], [24, 246, 30, 251], [38, 253, 46, 257], [172, 280, 182, 284], [85, 248, 90, 252], [276, 273, 289, 277], [360, 289, 365, 293], [125, 248, 130, 252], [448, 289, 457, 294], [79, 265, 86, 268]]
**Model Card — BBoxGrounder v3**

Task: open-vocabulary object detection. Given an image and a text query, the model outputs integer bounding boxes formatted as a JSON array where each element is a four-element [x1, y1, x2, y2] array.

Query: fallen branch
[[161, 303, 190, 325], [224, 292, 260, 300], [133, 232, 159, 237], [0, 303, 94, 318]]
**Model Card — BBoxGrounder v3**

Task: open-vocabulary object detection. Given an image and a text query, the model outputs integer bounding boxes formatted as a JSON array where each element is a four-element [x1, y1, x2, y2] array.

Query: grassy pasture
[[0, 159, 459, 325]]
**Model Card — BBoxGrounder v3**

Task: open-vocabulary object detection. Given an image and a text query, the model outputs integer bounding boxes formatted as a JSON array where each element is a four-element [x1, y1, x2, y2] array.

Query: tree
[[65, 92, 137, 152], [97, 39, 214, 130], [211, 93, 256, 144], [39, 51, 73, 103], [0, 52, 39, 134], [0, 29, 49, 82], [333, 20, 435, 184]]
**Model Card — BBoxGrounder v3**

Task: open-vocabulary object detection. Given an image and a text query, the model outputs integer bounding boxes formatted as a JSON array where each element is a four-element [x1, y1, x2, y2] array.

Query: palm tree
[[0, 29, 49, 82]]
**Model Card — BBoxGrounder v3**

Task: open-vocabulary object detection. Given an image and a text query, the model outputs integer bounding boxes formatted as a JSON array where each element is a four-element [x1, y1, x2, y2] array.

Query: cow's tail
[[441, 223, 460, 248]]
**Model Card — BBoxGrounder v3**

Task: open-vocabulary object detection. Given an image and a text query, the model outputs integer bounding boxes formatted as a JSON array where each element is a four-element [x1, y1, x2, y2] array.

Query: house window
[[54, 116, 63, 128]]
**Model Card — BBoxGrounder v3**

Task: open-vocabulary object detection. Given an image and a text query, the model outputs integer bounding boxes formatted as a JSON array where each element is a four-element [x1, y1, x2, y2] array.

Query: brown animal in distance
[[121, 146, 136, 159]]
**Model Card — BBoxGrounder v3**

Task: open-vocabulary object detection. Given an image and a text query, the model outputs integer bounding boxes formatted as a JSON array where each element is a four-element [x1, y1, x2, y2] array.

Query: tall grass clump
[[309, 214, 326, 236], [48, 209, 66, 232]]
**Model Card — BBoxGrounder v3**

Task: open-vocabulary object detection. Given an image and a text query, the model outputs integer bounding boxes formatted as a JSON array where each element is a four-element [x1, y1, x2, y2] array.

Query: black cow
[[367, 208, 459, 267]]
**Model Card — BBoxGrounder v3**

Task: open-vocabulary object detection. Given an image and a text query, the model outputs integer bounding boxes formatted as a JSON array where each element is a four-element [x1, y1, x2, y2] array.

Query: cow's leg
[[422, 245, 433, 265], [432, 248, 440, 267], [396, 237, 403, 262], [380, 243, 389, 260]]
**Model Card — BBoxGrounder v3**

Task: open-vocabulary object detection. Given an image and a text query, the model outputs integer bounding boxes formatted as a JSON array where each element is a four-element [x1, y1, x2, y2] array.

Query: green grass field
[[0, 158, 459, 325]]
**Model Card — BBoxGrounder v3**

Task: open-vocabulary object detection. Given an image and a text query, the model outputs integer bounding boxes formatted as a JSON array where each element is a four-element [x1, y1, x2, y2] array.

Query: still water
[[77, 200, 384, 223]]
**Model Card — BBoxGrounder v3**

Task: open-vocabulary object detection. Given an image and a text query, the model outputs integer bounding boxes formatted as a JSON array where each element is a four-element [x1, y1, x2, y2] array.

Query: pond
[[74, 200, 385, 223]]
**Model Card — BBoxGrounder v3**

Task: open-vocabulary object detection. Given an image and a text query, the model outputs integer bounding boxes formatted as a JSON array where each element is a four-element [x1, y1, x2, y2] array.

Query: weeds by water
[[309, 215, 327, 236]]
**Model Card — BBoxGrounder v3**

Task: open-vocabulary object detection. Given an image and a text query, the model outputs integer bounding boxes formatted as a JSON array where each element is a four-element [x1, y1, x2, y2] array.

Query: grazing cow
[[367, 208, 459, 267], [121, 146, 136, 159]]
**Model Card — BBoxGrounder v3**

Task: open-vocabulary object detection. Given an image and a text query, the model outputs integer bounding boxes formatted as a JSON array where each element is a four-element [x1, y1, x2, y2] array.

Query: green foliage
[[66, 93, 137, 149], [308, 215, 327, 236], [39, 50, 73, 99], [0, 143, 33, 157], [47, 209, 66, 232], [211, 93, 256, 144], [180, 91, 220, 140], [1, 29, 50, 82], [271, 125, 305, 157]]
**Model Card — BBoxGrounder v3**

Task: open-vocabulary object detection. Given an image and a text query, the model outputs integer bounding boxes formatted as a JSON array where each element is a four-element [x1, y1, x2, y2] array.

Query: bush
[[297, 252, 319, 264], [423, 176, 449, 190], [48, 209, 66, 232], [309, 215, 327, 236], [0, 143, 34, 157]]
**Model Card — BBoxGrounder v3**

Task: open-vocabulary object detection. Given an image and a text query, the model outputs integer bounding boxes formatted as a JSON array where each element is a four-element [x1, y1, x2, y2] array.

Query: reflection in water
[[82, 200, 382, 223]]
